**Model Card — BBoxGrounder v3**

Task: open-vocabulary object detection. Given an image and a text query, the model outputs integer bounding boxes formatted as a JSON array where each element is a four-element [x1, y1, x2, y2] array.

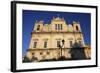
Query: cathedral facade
[[26, 16, 90, 62]]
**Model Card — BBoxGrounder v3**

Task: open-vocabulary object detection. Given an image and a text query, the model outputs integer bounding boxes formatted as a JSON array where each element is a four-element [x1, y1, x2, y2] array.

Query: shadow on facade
[[23, 42, 90, 63]]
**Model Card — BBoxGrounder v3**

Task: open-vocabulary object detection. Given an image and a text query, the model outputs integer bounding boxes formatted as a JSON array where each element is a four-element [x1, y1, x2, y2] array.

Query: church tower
[[73, 21, 81, 32], [73, 21, 85, 47], [34, 20, 44, 32]]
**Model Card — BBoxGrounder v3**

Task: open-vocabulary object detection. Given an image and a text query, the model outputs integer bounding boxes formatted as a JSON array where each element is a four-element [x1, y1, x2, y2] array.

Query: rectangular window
[[57, 41, 60, 47], [60, 24, 62, 30], [58, 24, 60, 30], [44, 41, 47, 48], [33, 42, 37, 48], [55, 24, 57, 30], [55, 24, 62, 30], [70, 41, 73, 47]]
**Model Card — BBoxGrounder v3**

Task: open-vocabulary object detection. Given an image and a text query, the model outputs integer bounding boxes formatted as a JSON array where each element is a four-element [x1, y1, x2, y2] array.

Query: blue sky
[[22, 10, 91, 56]]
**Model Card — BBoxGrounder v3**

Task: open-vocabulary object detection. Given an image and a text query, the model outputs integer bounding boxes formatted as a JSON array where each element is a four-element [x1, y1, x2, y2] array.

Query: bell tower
[[73, 21, 81, 32], [33, 20, 44, 32]]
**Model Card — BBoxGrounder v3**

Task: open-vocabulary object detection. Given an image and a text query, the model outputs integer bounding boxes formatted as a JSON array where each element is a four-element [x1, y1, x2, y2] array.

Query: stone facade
[[26, 17, 90, 62]]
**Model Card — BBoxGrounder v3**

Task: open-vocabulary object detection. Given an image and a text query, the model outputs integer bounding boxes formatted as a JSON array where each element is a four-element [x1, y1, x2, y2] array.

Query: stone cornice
[[31, 31, 82, 34], [27, 47, 87, 51]]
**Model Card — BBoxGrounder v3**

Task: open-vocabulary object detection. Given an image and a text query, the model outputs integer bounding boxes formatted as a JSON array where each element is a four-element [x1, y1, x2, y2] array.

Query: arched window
[[33, 41, 37, 48], [37, 25, 40, 30], [76, 26, 79, 31], [44, 41, 47, 48]]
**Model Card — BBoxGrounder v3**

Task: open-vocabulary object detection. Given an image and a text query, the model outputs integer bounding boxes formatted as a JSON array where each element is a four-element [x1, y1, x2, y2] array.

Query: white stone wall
[[27, 17, 86, 61], [29, 32, 84, 49], [28, 48, 71, 61]]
